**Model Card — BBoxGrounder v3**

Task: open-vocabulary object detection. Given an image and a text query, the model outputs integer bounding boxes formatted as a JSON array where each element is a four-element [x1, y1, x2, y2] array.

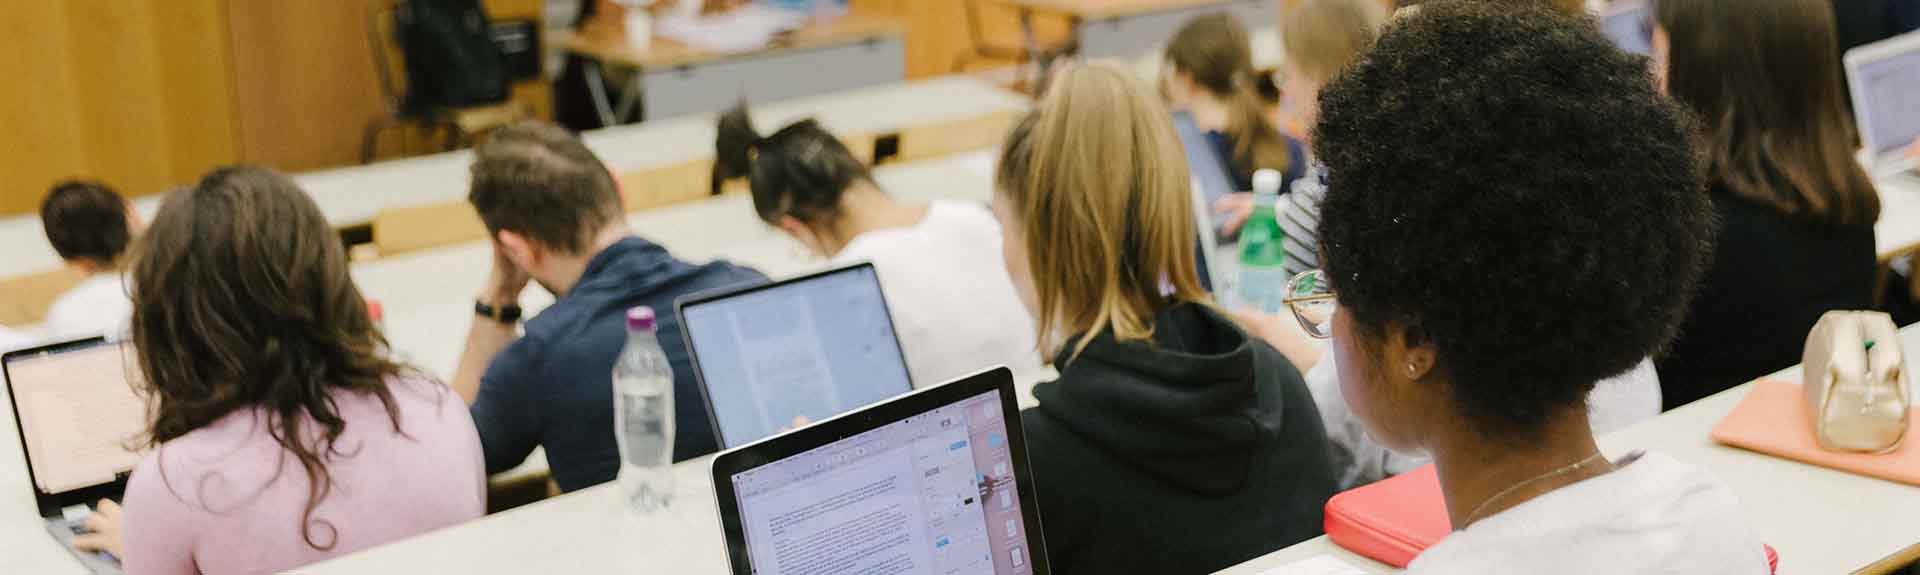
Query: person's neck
[[1189, 94, 1234, 133], [68, 258, 117, 276], [544, 225, 631, 297], [1428, 406, 1611, 529], [822, 182, 925, 256]]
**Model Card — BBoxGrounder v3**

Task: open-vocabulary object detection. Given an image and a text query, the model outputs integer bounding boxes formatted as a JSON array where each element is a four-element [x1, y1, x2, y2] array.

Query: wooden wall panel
[[0, 1, 238, 216], [227, 0, 386, 173]]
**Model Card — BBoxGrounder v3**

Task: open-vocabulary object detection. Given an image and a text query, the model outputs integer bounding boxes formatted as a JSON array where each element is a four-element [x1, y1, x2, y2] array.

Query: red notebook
[[1322, 464, 1450, 568], [1323, 465, 1781, 572]]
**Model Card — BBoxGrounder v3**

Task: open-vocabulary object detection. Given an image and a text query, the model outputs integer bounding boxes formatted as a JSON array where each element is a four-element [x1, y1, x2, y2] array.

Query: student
[[70, 166, 483, 573], [712, 104, 1043, 385], [995, 64, 1337, 575], [39, 180, 141, 339], [1309, 3, 1766, 571], [1163, 13, 1307, 196], [452, 121, 765, 491], [1652, 0, 1881, 410], [1235, 0, 1661, 488], [1265, 0, 1388, 277]]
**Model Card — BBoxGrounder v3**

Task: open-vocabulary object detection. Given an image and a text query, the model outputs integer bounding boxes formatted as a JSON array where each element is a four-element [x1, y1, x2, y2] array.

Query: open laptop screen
[[1852, 40, 1920, 158], [682, 264, 914, 448], [727, 387, 1036, 574], [5, 340, 146, 495]]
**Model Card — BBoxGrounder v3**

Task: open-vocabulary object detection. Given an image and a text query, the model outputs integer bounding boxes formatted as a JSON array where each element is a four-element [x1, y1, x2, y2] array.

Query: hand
[[1907, 138, 1920, 160], [484, 244, 531, 305], [1227, 307, 1324, 372], [70, 500, 123, 559], [1214, 192, 1256, 237]]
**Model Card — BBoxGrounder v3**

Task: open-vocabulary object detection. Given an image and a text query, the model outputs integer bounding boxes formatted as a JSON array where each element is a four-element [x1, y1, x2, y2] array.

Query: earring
[[1406, 363, 1417, 376]]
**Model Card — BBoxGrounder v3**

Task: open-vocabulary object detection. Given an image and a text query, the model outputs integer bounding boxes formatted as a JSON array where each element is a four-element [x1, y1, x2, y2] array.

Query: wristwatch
[[475, 300, 523, 324]]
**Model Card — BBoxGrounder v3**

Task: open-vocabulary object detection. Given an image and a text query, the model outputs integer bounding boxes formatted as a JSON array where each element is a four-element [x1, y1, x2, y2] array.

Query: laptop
[[1847, 30, 1920, 179], [3, 336, 145, 575], [678, 262, 916, 449], [1599, 0, 1653, 56], [1171, 110, 1235, 292], [710, 367, 1050, 575]]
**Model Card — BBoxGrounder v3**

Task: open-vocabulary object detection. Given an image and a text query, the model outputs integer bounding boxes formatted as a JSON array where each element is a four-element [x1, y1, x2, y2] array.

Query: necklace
[[1461, 452, 1608, 528]]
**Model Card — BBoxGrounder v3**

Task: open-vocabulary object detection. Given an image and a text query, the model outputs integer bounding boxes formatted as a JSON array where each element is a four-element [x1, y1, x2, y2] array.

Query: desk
[[1875, 174, 1920, 261], [554, 14, 906, 124], [1222, 323, 1920, 575], [1002, 0, 1272, 79]]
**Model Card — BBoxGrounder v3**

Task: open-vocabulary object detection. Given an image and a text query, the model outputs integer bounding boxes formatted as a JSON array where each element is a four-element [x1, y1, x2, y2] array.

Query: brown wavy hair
[[127, 166, 406, 550]]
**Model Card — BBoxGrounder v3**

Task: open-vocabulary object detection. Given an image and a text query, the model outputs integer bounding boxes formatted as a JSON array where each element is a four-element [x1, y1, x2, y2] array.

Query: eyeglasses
[[1282, 269, 1336, 339]]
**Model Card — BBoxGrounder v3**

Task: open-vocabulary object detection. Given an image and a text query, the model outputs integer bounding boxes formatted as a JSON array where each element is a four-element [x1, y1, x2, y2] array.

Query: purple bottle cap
[[627, 306, 656, 331]]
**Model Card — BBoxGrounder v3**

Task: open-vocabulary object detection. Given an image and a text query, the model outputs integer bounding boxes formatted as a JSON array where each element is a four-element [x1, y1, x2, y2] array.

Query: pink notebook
[[1710, 379, 1920, 486]]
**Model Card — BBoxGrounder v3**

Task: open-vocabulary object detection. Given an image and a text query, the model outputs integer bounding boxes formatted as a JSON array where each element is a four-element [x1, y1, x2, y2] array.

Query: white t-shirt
[[43, 273, 133, 341], [1409, 451, 1770, 575], [1307, 357, 1663, 489], [0, 325, 34, 352], [833, 201, 1043, 386]]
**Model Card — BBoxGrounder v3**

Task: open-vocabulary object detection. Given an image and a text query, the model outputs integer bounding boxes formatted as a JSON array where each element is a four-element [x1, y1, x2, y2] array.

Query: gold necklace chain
[[1461, 452, 1608, 528]]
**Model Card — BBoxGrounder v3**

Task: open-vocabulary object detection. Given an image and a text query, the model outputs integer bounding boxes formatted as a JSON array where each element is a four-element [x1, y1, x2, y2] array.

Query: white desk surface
[[1875, 174, 1920, 259], [1222, 324, 1920, 575], [0, 76, 1026, 281]]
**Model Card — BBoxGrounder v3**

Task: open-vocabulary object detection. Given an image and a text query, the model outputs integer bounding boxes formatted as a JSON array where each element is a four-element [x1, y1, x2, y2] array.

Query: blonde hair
[[995, 64, 1210, 359], [1281, 0, 1389, 82]]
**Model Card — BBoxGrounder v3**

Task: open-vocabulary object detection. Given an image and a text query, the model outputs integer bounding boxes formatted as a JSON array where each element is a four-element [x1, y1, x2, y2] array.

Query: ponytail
[[710, 101, 874, 225], [1165, 13, 1289, 183], [713, 102, 762, 196], [1223, 74, 1290, 179]]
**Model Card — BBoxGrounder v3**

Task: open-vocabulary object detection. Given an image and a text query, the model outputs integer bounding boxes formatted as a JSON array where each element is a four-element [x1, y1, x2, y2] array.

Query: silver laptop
[[3, 336, 145, 575], [1846, 30, 1920, 178], [678, 263, 916, 449], [1172, 110, 1236, 293]]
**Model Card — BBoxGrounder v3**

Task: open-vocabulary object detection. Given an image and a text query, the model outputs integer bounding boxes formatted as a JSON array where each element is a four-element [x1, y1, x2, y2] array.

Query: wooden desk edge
[[554, 14, 906, 70], [1857, 541, 1920, 575], [998, 0, 1244, 21]]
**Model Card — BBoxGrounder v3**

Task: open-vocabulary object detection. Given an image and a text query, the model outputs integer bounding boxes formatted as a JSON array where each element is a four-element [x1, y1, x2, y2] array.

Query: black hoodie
[[1021, 303, 1338, 575]]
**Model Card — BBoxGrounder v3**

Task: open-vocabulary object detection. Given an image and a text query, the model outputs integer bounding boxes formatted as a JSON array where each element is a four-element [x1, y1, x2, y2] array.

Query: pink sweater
[[120, 377, 485, 574]]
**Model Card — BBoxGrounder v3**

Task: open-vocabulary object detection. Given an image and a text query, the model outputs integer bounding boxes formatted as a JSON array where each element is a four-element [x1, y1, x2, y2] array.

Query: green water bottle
[[1237, 169, 1288, 313]]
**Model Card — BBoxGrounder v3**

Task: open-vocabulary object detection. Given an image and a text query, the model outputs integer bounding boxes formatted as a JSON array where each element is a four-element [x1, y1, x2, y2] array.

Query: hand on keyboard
[[70, 499, 124, 560]]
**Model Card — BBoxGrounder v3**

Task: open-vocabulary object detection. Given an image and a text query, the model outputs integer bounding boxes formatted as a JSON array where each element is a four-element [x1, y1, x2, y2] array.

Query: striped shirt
[[1280, 162, 1326, 278]]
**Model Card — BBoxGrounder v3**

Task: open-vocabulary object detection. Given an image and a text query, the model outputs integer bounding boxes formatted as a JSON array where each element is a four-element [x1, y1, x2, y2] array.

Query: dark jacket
[[1657, 187, 1877, 410], [1021, 303, 1338, 575], [468, 237, 766, 491]]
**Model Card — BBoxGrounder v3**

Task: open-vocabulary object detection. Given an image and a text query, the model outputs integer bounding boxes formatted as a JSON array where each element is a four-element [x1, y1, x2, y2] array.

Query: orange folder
[[1710, 379, 1920, 486]]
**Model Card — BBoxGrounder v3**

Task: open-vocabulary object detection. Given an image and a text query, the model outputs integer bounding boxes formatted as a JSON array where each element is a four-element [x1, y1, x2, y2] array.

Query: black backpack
[[395, 0, 510, 113]]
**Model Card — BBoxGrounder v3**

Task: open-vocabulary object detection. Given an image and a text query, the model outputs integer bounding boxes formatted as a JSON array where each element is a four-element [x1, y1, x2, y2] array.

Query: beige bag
[[1802, 311, 1909, 453]]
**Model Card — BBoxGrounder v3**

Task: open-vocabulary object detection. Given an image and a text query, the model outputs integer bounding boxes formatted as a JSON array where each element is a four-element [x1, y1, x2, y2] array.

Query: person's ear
[[1380, 321, 1438, 387], [496, 230, 541, 270]]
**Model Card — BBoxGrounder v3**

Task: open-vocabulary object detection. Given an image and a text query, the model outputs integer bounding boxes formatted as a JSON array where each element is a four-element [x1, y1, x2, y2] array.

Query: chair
[[361, 0, 530, 164], [953, 0, 1071, 93]]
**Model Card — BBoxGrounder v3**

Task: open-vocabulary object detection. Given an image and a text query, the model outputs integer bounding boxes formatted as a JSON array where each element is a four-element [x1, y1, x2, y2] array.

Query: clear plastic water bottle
[[614, 306, 675, 514], [1237, 169, 1290, 313]]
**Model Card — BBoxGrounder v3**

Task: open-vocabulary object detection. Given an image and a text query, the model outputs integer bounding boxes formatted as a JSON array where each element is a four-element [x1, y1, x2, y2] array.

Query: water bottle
[[614, 306, 675, 514], [1237, 169, 1289, 313]]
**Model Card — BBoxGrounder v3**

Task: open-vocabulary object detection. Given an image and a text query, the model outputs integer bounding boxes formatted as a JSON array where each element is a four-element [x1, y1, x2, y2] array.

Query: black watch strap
[[475, 300, 523, 324]]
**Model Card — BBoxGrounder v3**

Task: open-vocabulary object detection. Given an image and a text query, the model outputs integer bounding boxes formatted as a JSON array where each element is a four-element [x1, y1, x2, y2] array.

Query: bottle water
[[614, 306, 675, 514], [1237, 169, 1290, 313]]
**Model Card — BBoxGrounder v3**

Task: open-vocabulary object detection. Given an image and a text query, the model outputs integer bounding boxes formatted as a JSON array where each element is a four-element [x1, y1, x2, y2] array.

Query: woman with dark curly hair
[[1650, 0, 1882, 410], [1308, 2, 1766, 572], [69, 167, 484, 573]]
